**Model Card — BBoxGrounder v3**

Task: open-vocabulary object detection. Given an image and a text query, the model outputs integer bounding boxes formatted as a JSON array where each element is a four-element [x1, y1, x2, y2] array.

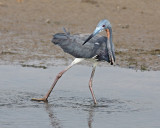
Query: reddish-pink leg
[[31, 58, 83, 102], [89, 63, 97, 104]]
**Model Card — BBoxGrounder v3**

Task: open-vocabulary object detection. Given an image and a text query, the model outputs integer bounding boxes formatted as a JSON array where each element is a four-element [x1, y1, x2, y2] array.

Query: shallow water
[[0, 65, 160, 128]]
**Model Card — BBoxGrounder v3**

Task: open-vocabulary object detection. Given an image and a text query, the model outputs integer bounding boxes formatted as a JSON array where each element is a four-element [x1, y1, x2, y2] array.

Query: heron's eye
[[102, 25, 105, 27]]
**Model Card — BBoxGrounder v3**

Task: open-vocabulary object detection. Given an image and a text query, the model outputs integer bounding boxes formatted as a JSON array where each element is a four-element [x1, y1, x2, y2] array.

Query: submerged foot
[[93, 99, 97, 105], [31, 97, 48, 102]]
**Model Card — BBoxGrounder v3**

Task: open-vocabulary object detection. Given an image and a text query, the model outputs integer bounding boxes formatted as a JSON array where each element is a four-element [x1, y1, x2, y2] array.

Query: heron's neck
[[106, 27, 115, 64], [108, 27, 113, 43]]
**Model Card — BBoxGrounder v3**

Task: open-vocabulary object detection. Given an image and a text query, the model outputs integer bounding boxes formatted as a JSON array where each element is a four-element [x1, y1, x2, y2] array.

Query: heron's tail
[[52, 28, 70, 45]]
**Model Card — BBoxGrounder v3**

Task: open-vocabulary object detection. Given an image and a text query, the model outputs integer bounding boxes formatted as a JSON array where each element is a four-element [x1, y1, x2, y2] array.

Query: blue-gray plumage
[[52, 32, 115, 64], [32, 19, 115, 104]]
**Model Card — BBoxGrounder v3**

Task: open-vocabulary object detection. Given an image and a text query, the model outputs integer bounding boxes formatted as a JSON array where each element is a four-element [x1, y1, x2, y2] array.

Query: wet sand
[[0, 0, 160, 70], [0, 65, 160, 128]]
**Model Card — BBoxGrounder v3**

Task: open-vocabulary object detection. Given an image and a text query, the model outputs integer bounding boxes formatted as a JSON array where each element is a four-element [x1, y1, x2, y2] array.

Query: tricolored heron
[[32, 19, 115, 104]]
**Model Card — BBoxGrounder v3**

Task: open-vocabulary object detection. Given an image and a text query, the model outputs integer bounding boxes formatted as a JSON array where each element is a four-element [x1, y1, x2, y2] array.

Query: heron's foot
[[93, 99, 97, 105], [31, 97, 48, 102]]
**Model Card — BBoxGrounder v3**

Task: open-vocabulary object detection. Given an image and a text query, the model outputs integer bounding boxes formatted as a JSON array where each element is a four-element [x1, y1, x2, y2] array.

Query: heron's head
[[83, 19, 112, 45]]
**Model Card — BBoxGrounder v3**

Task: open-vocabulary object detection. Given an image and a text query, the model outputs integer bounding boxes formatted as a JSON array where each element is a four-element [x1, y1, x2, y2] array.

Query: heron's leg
[[32, 58, 84, 102], [89, 62, 98, 104]]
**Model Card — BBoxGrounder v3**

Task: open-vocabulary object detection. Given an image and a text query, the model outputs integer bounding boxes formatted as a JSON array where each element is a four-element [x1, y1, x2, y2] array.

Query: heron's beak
[[83, 27, 103, 45], [82, 34, 94, 45]]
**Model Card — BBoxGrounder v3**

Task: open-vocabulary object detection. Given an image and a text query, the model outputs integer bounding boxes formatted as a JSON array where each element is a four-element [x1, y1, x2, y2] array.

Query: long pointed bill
[[82, 34, 94, 45], [83, 27, 102, 45]]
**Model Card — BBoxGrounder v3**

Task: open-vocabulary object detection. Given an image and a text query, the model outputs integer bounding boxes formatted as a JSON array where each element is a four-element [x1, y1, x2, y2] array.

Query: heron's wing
[[52, 33, 107, 59]]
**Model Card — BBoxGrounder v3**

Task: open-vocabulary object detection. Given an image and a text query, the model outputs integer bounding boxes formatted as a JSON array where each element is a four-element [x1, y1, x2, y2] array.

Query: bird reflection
[[44, 101, 95, 128], [44, 102, 62, 128], [88, 105, 95, 128]]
